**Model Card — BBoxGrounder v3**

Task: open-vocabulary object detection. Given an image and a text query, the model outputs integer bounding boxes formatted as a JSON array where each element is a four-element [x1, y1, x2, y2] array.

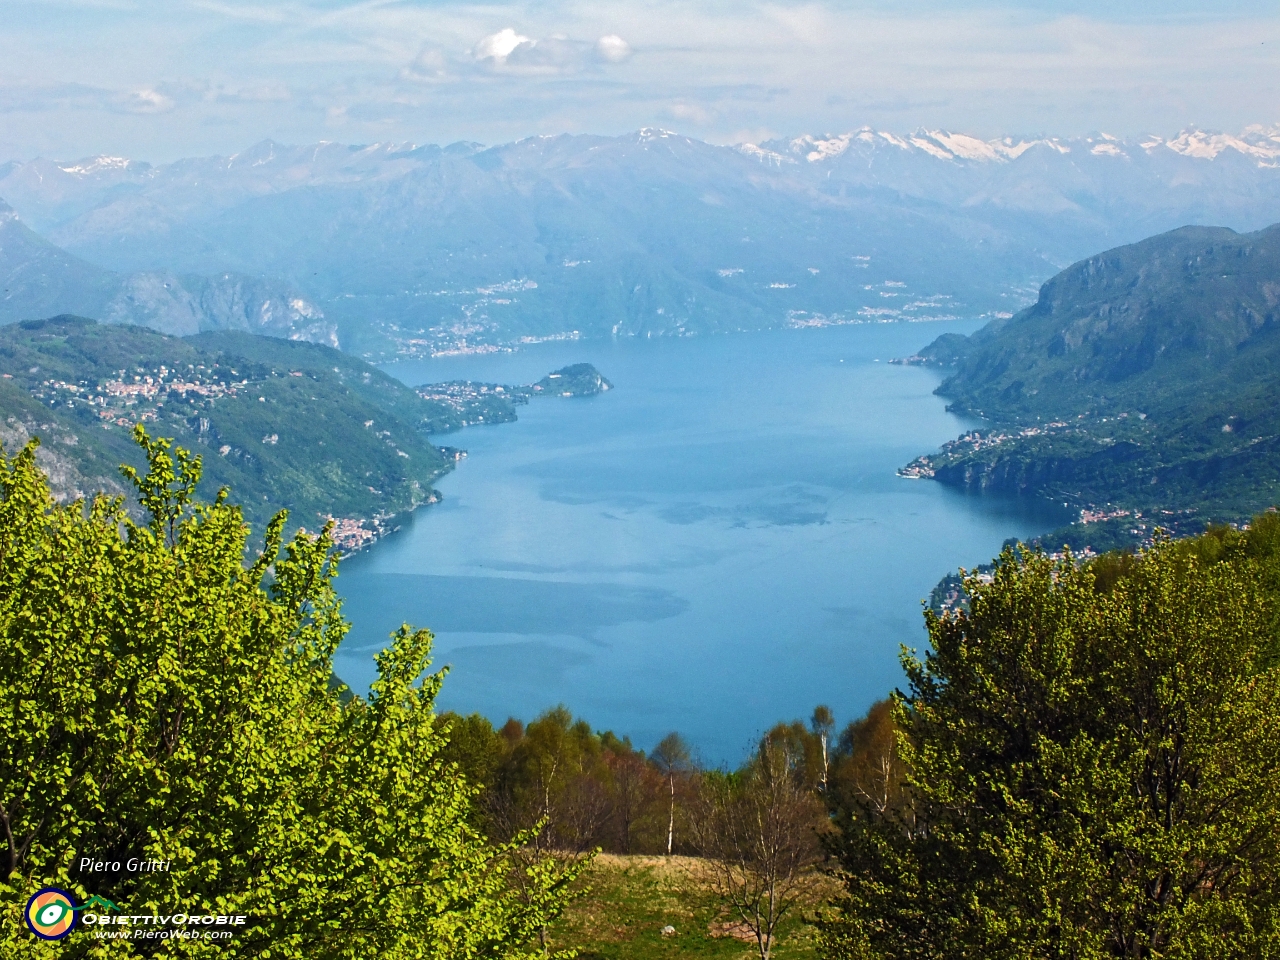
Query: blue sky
[[2, 0, 1277, 160]]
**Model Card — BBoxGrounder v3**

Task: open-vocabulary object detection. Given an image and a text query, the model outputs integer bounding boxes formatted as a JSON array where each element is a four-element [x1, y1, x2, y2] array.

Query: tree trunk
[[666, 774, 675, 855], [819, 732, 828, 792]]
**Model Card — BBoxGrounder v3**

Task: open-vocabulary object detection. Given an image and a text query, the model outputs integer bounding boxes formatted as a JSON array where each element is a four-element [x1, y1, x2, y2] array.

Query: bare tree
[[650, 732, 691, 855], [810, 705, 834, 792], [829, 698, 906, 820], [606, 751, 653, 853], [692, 741, 825, 960], [558, 767, 612, 852]]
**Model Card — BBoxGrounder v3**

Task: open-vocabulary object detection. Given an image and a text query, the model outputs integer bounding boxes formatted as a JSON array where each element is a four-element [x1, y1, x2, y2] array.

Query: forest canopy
[[820, 521, 1280, 959], [0, 429, 579, 959]]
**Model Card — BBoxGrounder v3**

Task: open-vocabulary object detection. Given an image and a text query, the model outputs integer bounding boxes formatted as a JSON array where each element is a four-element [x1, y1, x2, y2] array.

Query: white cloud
[[472, 28, 533, 63], [119, 88, 174, 114], [596, 34, 632, 63], [466, 29, 628, 77], [0, 1, 1278, 159], [504, 35, 589, 75], [400, 47, 451, 83]]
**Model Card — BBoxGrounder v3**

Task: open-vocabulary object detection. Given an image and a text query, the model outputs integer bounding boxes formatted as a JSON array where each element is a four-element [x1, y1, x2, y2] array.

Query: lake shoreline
[[337, 322, 1068, 762]]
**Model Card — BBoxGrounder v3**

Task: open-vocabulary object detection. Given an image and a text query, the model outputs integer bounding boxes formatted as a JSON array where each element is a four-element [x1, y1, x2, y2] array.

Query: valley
[[8, 5, 1280, 956]]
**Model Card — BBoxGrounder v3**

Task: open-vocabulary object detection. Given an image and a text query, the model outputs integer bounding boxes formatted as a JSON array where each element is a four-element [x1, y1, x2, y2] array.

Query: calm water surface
[[333, 322, 1068, 763]]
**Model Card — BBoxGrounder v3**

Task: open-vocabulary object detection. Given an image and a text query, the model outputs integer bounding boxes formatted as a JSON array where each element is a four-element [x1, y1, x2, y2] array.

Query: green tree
[[0, 430, 579, 958], [821, 536, 1280, 959]]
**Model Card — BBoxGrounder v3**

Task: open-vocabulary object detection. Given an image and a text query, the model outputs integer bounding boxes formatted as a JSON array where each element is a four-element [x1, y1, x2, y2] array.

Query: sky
[[1, 0, 1278, 161]]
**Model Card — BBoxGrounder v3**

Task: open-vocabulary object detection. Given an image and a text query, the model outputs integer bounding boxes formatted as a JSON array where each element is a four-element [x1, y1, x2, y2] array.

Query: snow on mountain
[[4, 124, 1280, 356], [760, 125, 1280, 167], [790, 132, 858, 161], [57, 156, 140, 177], [735, 143, 793, 167], [1155, 127, 1280, 164], [767, 128, 1064, 163]]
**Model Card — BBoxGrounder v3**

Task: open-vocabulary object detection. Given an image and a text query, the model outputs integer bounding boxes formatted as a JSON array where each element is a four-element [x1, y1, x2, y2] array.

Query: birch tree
[[649, 733, 692, 856]]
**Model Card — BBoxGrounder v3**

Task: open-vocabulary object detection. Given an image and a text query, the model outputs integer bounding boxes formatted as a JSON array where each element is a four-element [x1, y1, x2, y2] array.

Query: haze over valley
[[5, 124, 1280, 359], [8, 120, 1280, 737]]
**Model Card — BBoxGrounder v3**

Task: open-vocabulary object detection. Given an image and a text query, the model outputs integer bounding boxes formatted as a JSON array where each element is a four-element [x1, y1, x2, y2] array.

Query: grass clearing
[[548, 854, 833, 960]]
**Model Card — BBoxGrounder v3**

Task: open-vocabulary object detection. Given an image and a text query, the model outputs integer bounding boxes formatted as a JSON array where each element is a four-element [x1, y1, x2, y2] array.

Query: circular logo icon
[[25, 887, 78, 940]]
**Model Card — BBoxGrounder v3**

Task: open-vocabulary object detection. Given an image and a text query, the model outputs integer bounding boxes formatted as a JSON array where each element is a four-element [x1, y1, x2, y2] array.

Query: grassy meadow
[[551, 855, 833, 960]]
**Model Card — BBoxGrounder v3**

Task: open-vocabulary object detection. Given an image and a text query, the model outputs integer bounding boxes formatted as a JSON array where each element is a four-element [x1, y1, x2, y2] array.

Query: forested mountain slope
[[905, 223, 1280, 540], [0, 317, 609, 546], [0, 317, 452, 540]]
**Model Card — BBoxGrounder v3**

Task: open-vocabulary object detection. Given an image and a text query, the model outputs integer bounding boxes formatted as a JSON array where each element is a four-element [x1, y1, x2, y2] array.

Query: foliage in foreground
[[0, 429, 578, 958], [820, 520, 1280, 959]]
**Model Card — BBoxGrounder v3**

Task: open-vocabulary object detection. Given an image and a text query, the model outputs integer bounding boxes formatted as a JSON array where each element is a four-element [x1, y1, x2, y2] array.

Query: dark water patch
[[477, 548, 727, 576], [660, 502, 723, 525], [440, 641, 593, 687], [339, 573, 688, 649], [735, 503, 828, 527]]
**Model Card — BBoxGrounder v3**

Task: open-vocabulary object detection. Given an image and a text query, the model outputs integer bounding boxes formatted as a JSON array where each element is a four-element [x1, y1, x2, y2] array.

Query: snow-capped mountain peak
[[55, 156, 147, 178], [768, 128, 1071, 164], [735, 143, 793, 166], [754, 125, 1280, 168], [1157, 128, 1280, 163], [636, 127, 680, 142]]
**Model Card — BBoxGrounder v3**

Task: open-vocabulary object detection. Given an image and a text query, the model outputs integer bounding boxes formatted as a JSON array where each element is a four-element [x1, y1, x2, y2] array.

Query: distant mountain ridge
[[753, 125, 1280, 167], [0, 199, 334, 342], [4, 125, 1280, 358]]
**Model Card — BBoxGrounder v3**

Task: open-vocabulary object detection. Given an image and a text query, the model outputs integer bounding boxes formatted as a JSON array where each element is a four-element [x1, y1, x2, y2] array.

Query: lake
[[332, 321, 1069, 764]]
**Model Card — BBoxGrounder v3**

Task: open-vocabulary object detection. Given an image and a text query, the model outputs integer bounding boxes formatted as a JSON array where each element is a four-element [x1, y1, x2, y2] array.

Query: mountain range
[[4, 126, 1280, 358], [0, 200, 333, 343]]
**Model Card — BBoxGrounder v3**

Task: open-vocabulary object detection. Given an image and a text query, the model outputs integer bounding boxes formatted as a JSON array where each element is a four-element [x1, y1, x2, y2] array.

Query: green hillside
[[0, 317, 453, 543], [905, 223, 1280, 543], [414, 361, 613, 433], [0, 317, 614, 547]]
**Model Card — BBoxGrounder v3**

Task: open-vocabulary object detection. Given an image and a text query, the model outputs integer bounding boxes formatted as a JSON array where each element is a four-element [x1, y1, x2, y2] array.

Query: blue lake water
[[332, 322, 1069, 764]]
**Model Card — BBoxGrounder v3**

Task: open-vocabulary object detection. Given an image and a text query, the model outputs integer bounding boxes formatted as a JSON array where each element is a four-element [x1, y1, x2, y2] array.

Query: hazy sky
[[2, 0, 1277, 160]]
